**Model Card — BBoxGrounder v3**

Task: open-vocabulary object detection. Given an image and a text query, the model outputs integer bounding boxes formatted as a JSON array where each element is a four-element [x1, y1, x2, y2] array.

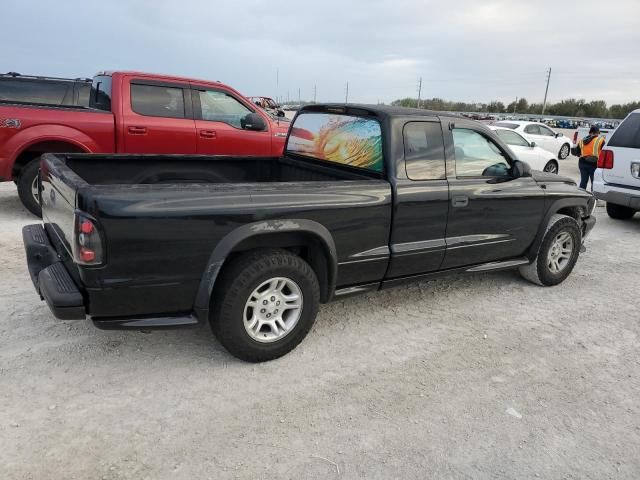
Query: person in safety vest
[[575, 125, 605, 190]]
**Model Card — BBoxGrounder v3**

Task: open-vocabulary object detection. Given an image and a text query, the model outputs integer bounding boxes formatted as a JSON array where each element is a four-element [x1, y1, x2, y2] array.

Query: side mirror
[[530, 141, 536, 148], [241, 112, 267, 131], [555, 132, 562, 138], [512, 160, 532, 178], [277, 110, 285, 118]]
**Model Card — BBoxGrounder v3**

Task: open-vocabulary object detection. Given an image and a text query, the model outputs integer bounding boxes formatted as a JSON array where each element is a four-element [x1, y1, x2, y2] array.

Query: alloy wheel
[[243, 277, 303, 343], [547, 231, 574, 273]]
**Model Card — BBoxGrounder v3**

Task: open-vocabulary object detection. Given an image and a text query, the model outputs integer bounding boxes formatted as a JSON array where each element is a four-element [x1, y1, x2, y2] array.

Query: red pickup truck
[[0, 71, 290, 215]]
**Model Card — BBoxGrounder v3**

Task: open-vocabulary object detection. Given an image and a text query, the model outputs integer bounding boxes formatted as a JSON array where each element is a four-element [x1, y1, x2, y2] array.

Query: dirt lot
[[1, 152, 639, 479]]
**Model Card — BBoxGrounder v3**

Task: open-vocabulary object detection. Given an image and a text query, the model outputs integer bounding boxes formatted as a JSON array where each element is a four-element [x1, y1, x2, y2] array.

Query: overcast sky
[[3, 0, 639, 105]]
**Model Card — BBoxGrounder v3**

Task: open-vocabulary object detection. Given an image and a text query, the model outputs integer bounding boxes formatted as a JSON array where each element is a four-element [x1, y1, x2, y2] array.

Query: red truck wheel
[[17, 158, 42, 217]]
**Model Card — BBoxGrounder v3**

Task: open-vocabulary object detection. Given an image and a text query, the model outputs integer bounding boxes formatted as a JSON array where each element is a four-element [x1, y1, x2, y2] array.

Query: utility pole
[[298, 87, 301, 104], [513, 96, 518, 114], [313, 85, 317, 103], [541, 67, 552, 115], [417, 76, 422, 109], [345, 81, 349, 103]]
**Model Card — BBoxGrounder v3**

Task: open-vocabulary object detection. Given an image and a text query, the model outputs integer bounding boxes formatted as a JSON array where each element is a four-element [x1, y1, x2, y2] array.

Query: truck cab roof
[[298, 103, 462, 121]]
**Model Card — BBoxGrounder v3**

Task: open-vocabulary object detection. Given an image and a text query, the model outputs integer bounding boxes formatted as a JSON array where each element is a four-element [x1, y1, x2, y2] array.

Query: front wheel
[[211, 249, 320, 362], [16, 158, 42, 217], [606, 202, 636, 220], [558, 143, 570, 159], [543, 160, 559, 174], [519, 214, 582, 286]]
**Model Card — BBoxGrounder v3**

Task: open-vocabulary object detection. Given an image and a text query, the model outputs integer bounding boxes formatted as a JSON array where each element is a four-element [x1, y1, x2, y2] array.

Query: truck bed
[[39, 153, 392, 321], [60, 153, 371, 185]]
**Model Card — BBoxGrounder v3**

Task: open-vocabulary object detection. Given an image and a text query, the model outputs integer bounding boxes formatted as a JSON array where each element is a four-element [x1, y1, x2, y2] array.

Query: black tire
[[606, 202, 636, 220], [519, 214, 582, 286], [543, 160, 559, 174], [16, 158, 42, 217], [210, 248, 320, 362], [558, 143, 570, 159]]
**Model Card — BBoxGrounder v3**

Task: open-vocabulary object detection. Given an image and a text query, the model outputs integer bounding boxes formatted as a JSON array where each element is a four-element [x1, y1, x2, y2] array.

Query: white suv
[[593, 109, 640, 219]]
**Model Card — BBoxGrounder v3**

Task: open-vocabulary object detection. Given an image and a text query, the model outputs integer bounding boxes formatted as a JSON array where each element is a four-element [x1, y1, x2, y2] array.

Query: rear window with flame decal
[[287, 113, 383, 173]]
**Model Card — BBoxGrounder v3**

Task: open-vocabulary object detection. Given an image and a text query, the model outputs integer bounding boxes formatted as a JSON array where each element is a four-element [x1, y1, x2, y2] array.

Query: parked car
[[0, 72, 91, 107], [247, 96, 286, 117], [494, 121, 572, 159], [23, 104, 596, 362], [0, 71, 290, 216], [593, 109, 640, 219], [489, 126, 559, 173]]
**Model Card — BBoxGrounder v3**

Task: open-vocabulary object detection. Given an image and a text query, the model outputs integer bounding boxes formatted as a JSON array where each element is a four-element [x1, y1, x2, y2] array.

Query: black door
[[386, 120, 450, 278], [441, 121, 545, 269]]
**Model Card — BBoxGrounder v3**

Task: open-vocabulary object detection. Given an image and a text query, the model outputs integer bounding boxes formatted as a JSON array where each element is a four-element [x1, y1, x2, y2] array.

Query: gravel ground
[[1, 151, 639, 479]]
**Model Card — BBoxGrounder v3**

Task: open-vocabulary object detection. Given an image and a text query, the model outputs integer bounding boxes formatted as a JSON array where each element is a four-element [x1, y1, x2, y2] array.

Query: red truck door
[[121, 80, 197, 154], [191, 87, 272, 156]]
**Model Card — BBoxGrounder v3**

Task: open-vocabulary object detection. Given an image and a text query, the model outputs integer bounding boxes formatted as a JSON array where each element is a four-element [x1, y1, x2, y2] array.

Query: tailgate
[[39, 153, 87, 256], [602, 146, 640, 188]]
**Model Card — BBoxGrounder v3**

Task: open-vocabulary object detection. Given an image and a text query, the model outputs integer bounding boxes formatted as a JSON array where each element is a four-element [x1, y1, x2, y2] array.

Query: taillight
[[573, 131, 578, 144], [598, 149, 614, 169], [72, 212, 103, 265]]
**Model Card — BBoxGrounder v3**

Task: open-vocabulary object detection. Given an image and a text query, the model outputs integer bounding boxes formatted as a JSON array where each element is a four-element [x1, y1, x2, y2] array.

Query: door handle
[[199, 130, 217, 139], [127, 126, 147, 135], [452, 195, 469, 208]]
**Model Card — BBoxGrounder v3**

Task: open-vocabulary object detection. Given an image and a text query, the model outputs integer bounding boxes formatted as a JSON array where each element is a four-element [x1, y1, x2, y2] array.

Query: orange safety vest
[[578, 135, 605, 158]]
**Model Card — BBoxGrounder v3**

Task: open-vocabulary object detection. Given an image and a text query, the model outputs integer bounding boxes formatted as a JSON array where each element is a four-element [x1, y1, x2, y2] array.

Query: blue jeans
[[579, 158, 596, 190]]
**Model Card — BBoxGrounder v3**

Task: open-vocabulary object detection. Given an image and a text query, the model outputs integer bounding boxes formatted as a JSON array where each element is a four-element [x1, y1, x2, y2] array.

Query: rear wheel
[[210, 248, 320, 362], [559, 143, 570, 159], [519, 214, 581, 286], [16, 158, 42, 217], [543, 160, 558, 174], [606, 202, 636, 220]]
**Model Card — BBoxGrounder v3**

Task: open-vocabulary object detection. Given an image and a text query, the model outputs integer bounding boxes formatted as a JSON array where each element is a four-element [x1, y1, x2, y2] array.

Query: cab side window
[[452, 129, 510, 177], [131, 84, 186, 119], [403, 122, 446, 180], [196, 90, 253, 129]]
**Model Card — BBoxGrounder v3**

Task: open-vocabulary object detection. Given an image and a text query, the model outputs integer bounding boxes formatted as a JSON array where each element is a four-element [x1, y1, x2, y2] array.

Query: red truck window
[[196, 90, 252, 129], [131, 84, 186, 119]]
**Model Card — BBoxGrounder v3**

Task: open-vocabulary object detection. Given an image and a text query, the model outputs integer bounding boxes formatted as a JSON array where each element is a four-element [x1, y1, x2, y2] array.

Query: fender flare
[[527, 197, 589, 260], [193, 219, 337, 320], [8, 124, 99, 165]]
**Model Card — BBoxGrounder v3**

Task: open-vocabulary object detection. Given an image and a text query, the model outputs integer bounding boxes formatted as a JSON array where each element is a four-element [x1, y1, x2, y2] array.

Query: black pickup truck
[[23, 104, 596, 361]]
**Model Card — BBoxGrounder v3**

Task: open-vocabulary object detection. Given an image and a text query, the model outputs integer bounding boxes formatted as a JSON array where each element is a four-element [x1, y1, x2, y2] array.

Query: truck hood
[[531, 170, 575, 185]]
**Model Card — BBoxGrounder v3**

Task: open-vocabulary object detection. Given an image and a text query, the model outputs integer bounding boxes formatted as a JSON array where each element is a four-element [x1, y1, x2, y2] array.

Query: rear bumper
[[22, 224, 86, 320], [593, 171, 640, 209], [23, 223, 199, 328]]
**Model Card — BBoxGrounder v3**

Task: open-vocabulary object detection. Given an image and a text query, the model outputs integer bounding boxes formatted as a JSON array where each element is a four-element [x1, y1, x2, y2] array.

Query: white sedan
[[493, 120, 572, 159], [489, 126, 560, 174]]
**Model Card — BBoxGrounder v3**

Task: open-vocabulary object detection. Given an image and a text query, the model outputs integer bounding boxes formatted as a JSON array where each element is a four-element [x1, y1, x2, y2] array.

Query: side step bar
[[465, 258, 530, 272], [93, 314, 199, 330]]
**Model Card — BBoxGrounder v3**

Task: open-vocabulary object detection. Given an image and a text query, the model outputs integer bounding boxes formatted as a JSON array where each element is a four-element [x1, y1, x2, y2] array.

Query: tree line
[[390, 97, 640, 119]]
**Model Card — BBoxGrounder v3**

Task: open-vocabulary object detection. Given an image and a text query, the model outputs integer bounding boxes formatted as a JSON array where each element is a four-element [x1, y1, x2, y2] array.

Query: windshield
[[494, 122, 519, 129], [287, 112, 383, 173]]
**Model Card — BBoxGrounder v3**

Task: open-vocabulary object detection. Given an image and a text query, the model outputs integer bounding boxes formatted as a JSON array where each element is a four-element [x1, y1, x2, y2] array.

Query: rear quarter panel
[[0, 104, 115, 178], [78, 180, 392, 317]]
